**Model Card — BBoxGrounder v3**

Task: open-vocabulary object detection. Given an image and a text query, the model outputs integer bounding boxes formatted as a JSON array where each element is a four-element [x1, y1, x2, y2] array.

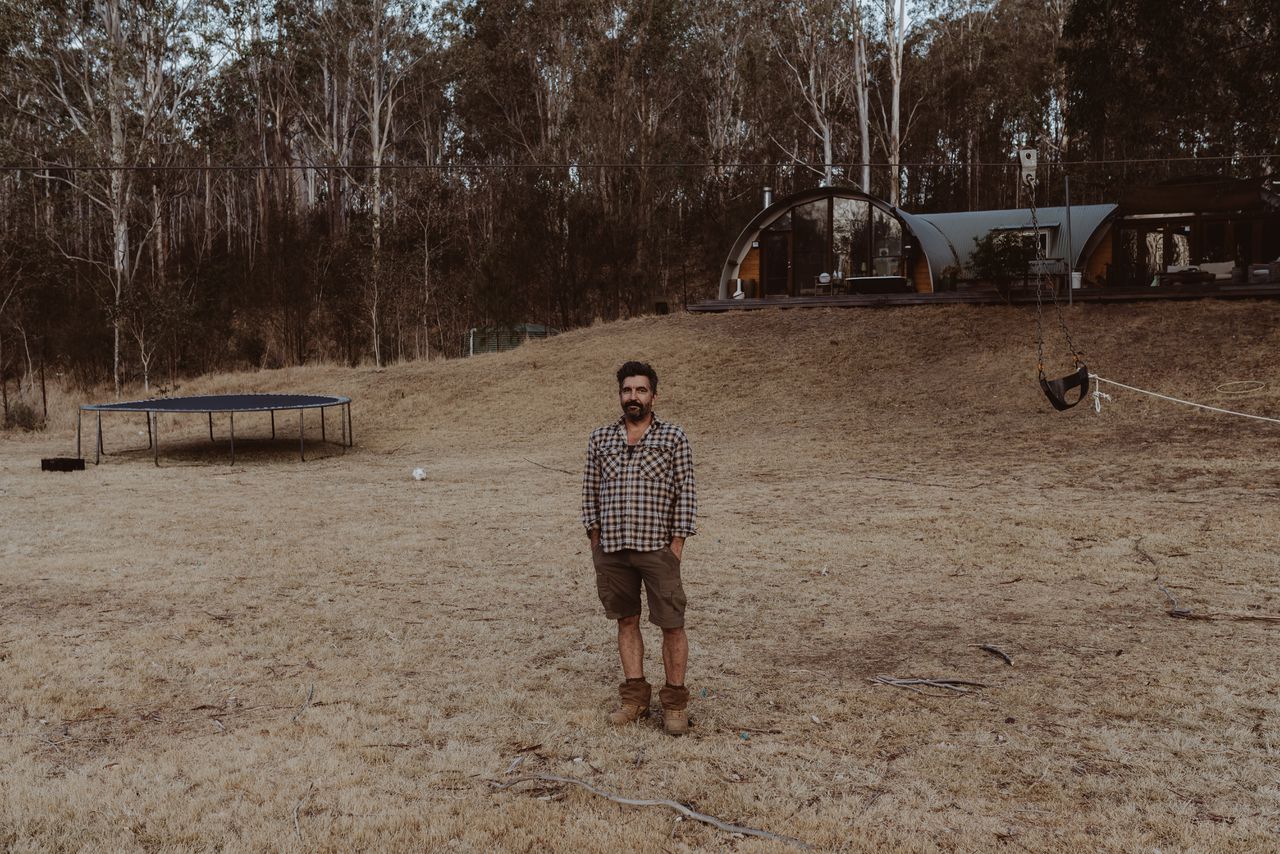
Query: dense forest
[[0, 0, 1276, 408]]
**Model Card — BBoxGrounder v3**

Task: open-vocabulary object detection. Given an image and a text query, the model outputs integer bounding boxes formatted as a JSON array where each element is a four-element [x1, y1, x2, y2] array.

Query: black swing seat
[[1040, 364, 1091, 411]]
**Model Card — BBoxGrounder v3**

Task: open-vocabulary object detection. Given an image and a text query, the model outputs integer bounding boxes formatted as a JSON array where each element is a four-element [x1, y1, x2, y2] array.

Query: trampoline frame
[[77, 393, 353, 466]]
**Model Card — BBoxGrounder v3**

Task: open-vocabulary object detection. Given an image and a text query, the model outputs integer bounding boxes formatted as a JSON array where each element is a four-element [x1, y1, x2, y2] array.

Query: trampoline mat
[[82, 393, 349, 413]]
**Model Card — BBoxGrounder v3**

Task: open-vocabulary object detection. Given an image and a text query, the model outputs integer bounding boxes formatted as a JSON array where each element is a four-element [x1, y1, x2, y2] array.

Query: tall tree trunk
[[106, 0, 130, 396], [968, 126, 979, 210], [882, 0, 908, 206], [853, 12, 871, 194], [370, 160, 382, 367], [421, 223, 431, 361]]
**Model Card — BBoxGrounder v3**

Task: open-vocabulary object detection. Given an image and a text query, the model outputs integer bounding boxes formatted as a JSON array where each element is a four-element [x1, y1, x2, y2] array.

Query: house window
[[873, 209, 904, 276], [834, 198, 871, 277], [754, 192, 910, 295], [995, 228, 1049, 255], [792, 199, 829, 293]]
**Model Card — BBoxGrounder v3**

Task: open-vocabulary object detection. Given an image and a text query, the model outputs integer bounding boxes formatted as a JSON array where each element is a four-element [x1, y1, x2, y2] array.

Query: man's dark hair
[[616, 361, 658, 392]]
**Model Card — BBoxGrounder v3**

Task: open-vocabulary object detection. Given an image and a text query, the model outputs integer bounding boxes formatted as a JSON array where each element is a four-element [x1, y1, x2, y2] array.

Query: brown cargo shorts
[[592, 545, 687, 628]]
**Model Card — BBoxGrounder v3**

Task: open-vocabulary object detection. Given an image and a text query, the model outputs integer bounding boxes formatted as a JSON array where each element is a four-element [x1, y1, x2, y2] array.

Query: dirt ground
[[2, 300, 1278, 852]]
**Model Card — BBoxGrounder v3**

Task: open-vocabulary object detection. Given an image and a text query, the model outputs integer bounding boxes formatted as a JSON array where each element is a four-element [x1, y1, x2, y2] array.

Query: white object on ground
[[412, 467, 426, 481]]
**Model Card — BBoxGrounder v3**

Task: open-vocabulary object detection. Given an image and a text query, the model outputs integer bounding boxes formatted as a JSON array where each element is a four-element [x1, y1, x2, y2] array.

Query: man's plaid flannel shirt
[[581, 414, 697, 553]]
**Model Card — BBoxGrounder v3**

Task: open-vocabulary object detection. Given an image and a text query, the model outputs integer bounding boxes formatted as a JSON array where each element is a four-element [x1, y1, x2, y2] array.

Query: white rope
[[1214, 380, 1266, 395], [1090, 374, 1280, 425], [1091, 382, 1112, 413]]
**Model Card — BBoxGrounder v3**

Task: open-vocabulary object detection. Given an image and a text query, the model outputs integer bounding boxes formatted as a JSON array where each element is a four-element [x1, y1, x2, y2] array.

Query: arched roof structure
[[902, 204, 1118, 279], [718, 186, 928, 299], [719, 186, 1118, 297]]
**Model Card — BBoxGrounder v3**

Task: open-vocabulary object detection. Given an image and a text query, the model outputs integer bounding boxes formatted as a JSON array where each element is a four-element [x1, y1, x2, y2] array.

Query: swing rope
[[1089, 374, 1280, 425], [1026, 171, 1090, 410], [1029, 191, 1083, 378]]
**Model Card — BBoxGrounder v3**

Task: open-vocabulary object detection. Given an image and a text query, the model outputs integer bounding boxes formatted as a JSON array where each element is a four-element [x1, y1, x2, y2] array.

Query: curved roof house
[[718, 186, 932, 299], [900, 204, 1117, 285], [718, 185, 1118, 299]]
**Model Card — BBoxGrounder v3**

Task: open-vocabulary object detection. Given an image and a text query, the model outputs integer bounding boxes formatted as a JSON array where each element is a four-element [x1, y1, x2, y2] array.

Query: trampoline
[[78, 393, 352, 466]]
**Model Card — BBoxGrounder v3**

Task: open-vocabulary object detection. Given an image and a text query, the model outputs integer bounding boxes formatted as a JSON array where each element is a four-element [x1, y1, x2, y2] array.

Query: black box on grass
[[41, 457, 85, 472]]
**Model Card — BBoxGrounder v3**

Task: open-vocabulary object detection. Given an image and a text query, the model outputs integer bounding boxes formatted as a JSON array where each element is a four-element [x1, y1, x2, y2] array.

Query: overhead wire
[[0, 153, 1275, 173]]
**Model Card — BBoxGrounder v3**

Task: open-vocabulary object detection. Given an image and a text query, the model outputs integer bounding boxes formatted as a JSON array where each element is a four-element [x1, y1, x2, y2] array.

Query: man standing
[[581, 361, 697, 736]]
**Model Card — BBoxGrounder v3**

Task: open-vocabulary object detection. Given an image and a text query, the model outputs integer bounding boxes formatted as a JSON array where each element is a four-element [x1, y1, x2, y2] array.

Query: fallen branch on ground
[[522, 457, 575, 475], [292, 783, 314, 843], [870, 675, 988, 695], [290, 684, 314, 723], [1156, 580, 1280, 623], [491, 774, 811, 850], [860, 474, 980, 490], [1156, 580, 1194, 617], [972, 644, 1013, 665], [724, 725, 784, 735], [1133, 537, 1157, 566]]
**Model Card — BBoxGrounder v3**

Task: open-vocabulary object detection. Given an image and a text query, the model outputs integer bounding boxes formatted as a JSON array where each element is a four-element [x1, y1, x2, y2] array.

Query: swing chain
[[1026, 173, 1081, 377]]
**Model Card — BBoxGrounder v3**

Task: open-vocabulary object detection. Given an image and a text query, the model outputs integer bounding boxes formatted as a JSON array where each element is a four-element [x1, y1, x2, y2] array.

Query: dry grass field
[[2, 300, 1279, 852]]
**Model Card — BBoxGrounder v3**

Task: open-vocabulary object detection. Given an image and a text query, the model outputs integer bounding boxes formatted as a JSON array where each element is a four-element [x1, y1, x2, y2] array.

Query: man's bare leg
[[610, 616, 651, 725], [617, 615, 644, 678], [659, 627, 690, 735], [660, 626, 687, 686]]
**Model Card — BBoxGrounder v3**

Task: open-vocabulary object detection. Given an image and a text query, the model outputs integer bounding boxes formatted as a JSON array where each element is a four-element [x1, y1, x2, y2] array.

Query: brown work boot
[[660, 683, 690, 736], [609, 678, 651, 725]]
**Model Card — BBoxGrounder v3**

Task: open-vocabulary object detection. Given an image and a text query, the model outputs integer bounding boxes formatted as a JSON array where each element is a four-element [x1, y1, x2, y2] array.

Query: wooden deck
[[687, 283, 1280, 312]]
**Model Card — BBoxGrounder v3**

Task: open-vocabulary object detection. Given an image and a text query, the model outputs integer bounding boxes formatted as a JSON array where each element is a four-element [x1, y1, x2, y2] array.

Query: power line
[[2, 153, 1276, 173]]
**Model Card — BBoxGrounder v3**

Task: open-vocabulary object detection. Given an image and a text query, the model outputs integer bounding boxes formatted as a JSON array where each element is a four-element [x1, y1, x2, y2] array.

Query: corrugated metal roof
[[906, 204, 1117, 276], [719, 186, 1119, 295], [894, 209, 960, 281]]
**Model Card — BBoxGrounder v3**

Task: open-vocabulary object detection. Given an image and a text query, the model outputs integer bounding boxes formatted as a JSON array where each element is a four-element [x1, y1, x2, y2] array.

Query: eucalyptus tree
[[906, 0, 992, 208], [769, 0, 857, 187], [389, 45, 457, 362], [6, 0, 209, 394], [875, 0, 912, 204], [1062, 0, 1280, 176], [850, 0, 873, 193], [351, 0, 428, 366], [689, 0, 756, 189], [444, 0, 596, 325]]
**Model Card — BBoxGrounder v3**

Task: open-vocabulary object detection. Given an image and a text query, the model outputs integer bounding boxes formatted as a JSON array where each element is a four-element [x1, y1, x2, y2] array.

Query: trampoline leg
[[346, 402, 353, 447], [146, 413, 153, 450], [96, 411, 102, 464], [209, 412, 214, 443], [299, 410, 305, 462], [271, 410, 276, 439], [76, 408, 82, 459], [153, 413, 159, 467], [230, 412, 235, 466], [321, 407, 326, 443]]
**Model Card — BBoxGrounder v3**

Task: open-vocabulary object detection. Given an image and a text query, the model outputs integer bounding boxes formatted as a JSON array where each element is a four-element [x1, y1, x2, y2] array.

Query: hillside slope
[[91, 298, 1277, 453]]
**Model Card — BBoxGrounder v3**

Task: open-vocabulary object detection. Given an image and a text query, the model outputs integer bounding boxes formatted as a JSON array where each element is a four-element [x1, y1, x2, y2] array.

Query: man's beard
[[623, 401, 649, 422]]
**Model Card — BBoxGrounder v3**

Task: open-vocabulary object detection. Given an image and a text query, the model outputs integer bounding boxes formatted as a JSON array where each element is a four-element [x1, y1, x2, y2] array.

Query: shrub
[[970, 231, 1039, 299], [4, 399, 44, 431]]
